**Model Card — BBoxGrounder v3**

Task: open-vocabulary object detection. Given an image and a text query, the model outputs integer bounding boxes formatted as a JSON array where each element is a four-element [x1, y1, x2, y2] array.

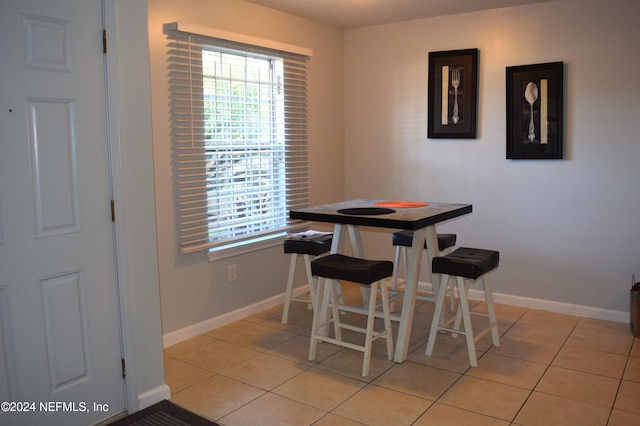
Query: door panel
[[0, 0, 126, 424]]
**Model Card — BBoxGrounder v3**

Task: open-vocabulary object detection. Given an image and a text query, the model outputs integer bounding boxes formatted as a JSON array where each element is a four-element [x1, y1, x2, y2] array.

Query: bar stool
[[425, 247, 500, 367], [281, 235, 332, 324], [309, 254, 394, 377], [389, 231, 457, 306]]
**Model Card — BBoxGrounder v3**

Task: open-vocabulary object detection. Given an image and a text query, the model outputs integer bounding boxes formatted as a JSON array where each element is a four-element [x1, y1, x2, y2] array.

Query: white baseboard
[[137, 384, 171, 410], [162, 286, 309, 348], [482, 290, 628, 323], [417, 281, 627, 323], [163, 282, 628, 348]]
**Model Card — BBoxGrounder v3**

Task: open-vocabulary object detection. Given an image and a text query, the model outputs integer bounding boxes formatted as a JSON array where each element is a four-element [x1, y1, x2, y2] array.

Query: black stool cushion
[[311, 254, 394, 285], [432, 247, 499, 280], [392, 230, 457, 251], [284, 236, 332, 256]]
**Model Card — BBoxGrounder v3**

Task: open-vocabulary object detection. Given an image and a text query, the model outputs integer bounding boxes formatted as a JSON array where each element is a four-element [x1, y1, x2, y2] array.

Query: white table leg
[[330, 223, 347, 254], [346, 224, 372, 304], [393, 227, 425, 362], [424, 226, 439, 285], [393, 226, 440, 362], [347, 225, 364, 257]]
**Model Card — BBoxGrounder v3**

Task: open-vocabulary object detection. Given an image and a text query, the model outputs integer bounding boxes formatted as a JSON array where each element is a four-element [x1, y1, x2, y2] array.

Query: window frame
[[165, 24, 311, 256]]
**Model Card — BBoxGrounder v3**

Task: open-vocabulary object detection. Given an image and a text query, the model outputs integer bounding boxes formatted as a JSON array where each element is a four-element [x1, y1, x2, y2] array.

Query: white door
[[0, 0, 126, 424]]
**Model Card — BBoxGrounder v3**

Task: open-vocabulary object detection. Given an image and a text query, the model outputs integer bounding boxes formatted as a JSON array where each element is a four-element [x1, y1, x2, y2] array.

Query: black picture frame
[[428, 48, 478, 139], [506, 62, 564, 159]]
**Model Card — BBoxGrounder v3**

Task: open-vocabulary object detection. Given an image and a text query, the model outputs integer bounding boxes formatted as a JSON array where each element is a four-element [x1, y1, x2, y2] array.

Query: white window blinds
[[166, 24, 310, 254]]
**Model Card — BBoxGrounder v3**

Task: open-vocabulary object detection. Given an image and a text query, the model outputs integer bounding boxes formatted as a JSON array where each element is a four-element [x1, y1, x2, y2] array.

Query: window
[[166, 25, 311, 255]]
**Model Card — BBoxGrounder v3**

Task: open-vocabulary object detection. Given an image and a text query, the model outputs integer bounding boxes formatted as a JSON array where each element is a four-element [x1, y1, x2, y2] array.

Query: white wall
[[344, 0, 640, 318], [147, 0, 344, 336]]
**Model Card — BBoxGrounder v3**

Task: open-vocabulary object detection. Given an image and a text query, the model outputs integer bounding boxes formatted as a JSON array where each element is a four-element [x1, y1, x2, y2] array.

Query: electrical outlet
[[228, 264, 237, 282]]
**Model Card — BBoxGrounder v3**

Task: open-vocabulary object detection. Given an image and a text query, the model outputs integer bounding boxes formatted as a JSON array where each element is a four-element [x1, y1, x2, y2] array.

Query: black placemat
[[337, 207, 395, 215]]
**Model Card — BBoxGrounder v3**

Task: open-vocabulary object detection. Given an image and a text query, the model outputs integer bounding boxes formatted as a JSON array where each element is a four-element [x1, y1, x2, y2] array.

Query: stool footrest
[[316, 321, 387, 346], [314, 335, 386, 354], [387, 282, 438, 302], [436, 322, 498, 343], [334, 302, 402, 322], [472, 323, 498, 342], [289, 292, 311, 303]]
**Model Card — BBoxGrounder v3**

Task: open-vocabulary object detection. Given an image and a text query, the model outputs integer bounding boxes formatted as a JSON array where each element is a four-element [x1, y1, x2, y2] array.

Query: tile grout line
[[165, 302, 639, 425], [506, 310, 576, 424]]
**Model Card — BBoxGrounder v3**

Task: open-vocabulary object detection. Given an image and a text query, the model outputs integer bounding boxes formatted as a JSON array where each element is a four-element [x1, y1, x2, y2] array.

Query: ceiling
[[244, 0, 554, 29]]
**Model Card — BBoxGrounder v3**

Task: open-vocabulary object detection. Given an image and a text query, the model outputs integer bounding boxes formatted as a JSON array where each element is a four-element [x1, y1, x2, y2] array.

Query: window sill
[[207, 232, 286, 262]]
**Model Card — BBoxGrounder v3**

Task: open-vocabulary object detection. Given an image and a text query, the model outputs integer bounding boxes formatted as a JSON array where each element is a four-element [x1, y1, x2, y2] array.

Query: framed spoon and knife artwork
[[506, 61, 564, 159]]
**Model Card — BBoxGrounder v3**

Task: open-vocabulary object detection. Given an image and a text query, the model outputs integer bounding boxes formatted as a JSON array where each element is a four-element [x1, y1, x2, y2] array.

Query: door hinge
[[103, 29, 107, 54], [111, 199, 115, 222], [121, 358, 126, 379]]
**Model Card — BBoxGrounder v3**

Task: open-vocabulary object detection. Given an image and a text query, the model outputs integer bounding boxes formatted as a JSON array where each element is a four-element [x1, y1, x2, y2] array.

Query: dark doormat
[[109, 400, 220, 426]]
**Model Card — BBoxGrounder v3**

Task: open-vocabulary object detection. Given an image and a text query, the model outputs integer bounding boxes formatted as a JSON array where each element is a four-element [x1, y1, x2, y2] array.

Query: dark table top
[[290, 199, 472, 231]]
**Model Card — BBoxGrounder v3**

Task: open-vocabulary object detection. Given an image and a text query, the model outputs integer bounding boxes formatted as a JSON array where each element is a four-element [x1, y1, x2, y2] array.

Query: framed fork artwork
[[427, 48, 478, 139], [506, 61, 564, 159]]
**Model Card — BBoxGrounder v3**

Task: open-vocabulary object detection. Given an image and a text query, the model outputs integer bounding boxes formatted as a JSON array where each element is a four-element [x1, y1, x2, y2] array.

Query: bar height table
[[290, 199, 472, 363]]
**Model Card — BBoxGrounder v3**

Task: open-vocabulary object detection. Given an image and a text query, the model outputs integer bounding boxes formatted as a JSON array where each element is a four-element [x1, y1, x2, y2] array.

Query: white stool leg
[[402, 247, 409, 278], [433, 274, 459, 326], [328, 279, 342, 340], [455, 276, 478, 367], [448, 277, 456, 312], [316, 274, 333, 336], [452, 279, 470, 337], [391, 246, 402, 291], [308, 276, 324, 361], [309, 277, 342, 360], [483, 274, 500, 347], [282, 253, 299, 324], [362, 282, 379, 377], [379, 281, 394, 360], [389, 246, 402, 312], [303, 254, 315, 310], [442, 246, 457, 312]]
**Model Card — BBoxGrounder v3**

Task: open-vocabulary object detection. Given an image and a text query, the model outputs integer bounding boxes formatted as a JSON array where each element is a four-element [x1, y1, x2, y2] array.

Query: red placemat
[[374, 201, 427, 208]]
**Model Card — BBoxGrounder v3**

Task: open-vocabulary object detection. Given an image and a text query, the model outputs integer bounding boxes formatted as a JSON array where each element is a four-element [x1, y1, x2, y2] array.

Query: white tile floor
[[164, 282, 640, 425]]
